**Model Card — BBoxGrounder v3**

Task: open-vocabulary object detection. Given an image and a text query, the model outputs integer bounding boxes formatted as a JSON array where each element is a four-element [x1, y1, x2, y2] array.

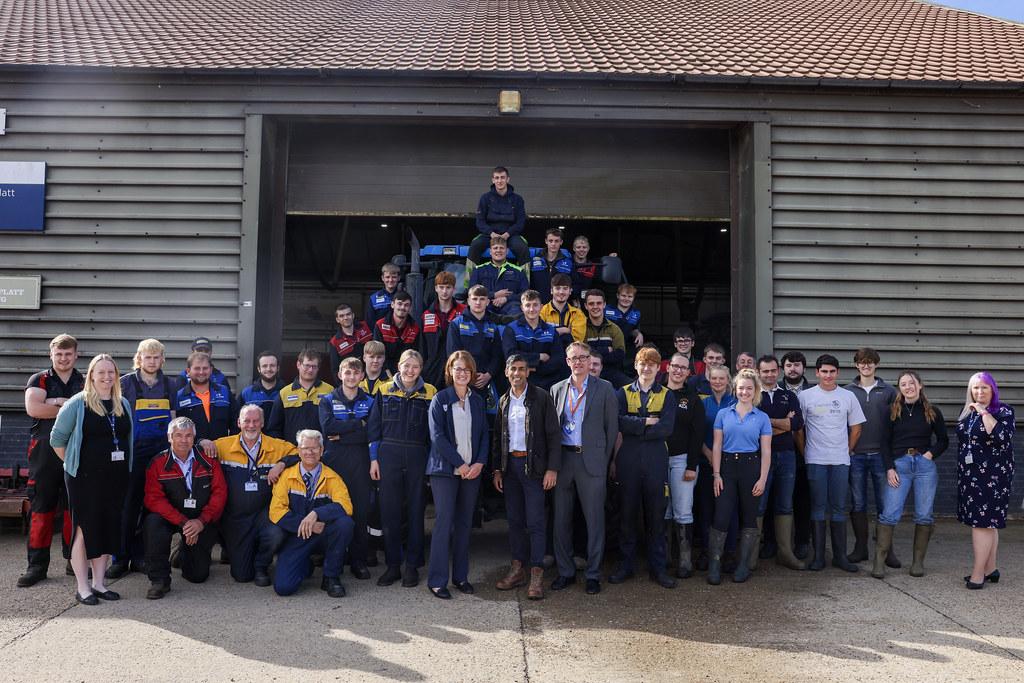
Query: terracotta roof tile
[[0, 0, 1023, 83]]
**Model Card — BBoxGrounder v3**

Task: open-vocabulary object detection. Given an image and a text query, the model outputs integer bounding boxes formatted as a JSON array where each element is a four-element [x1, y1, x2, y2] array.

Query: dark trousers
[[504, 457, 547, 568], [144, 512, 216, 584], [26, 439, 71, 570], [427, 475, 481, 588], [220, 511, 286, 582], [116, 443, 162, 565], [326, 450, 371, 569], [553, 449, 607, 580], [274, 516, 354, 596], [468, 233, 530, 266], [692, 462, 716, 547], [616, 450, 669, 573], [379, 444, 427, 569], [713, 452, 761, 532]]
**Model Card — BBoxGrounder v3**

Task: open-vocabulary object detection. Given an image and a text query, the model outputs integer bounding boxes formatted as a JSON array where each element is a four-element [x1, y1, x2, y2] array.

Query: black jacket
[[493, 384, 562, 477], [665, 384, 706, 471]]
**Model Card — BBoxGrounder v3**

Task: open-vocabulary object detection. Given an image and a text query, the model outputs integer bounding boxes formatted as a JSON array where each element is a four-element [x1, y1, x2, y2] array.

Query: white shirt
[[452, 401, 473, 465], [798, 385, 866, 466], [508, 388, 528, 452]]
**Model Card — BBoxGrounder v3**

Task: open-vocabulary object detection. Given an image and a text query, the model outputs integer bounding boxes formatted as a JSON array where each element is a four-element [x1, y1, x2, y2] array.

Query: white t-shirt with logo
[[798, 385, 866, 465]]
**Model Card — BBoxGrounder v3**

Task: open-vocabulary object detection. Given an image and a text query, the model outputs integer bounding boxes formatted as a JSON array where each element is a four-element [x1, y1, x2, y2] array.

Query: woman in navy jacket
[[426, 350, 489, 599]]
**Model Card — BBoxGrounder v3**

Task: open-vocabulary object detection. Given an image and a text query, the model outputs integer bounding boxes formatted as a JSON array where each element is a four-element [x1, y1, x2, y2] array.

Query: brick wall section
[[0, 411, 1019, 517]]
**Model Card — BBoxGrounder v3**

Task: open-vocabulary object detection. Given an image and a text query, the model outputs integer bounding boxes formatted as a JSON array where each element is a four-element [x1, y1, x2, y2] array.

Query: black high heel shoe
[[963, 570, 999, 584]]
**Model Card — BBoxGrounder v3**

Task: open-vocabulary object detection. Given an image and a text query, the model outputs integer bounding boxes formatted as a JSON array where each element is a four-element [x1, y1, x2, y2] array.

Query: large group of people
[[14, 166, 1016, 605]]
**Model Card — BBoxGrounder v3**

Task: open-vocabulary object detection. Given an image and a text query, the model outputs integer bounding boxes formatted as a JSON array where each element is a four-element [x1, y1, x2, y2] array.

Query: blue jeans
[[806, 463, 850, 522], [879, 454, 938, 526], [758, 450, 797, 516], [849, 452, 886, 514], [665, 454, 697, 524]]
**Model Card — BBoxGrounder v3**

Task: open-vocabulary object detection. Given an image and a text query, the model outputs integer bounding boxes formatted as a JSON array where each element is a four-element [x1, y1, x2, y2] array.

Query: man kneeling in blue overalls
[[269, 429, 354, 597]]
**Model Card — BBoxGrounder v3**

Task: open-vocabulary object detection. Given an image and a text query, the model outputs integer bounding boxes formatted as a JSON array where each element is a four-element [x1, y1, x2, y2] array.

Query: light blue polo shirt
[[714, 405, 772, 453]]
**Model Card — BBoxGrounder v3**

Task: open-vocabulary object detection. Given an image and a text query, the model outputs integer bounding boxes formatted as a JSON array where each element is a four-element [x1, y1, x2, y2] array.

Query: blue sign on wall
[[0, 162, 46, 231]]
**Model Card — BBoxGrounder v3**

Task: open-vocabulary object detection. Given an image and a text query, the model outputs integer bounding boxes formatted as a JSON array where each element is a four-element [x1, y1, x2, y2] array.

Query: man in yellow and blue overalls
[[269, 430, 354, 598], [610, 347, 677, 589]]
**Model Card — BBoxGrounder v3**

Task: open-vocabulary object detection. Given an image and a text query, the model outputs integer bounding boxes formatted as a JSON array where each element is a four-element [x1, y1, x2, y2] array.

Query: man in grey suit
[[549, 341, 619, 594]]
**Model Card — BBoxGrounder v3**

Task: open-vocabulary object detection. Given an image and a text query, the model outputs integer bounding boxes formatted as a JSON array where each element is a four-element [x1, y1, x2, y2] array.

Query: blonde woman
[[708, 369, 771, 584], [51, 354, 134, 604]]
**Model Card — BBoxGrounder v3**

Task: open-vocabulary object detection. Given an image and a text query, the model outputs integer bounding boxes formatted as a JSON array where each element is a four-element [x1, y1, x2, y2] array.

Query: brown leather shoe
[[527, 567, 545, 600], [495, 561, 526, 591]]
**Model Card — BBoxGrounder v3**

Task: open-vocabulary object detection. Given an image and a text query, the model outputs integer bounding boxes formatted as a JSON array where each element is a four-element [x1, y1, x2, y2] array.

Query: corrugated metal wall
[[769, 103, 1024, 415], [0, 75, 245, 407], [0, 71, 1021, 424]]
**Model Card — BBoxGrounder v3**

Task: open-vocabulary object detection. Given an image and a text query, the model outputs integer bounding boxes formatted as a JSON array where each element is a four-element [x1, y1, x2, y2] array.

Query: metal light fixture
[[498, 90, 522, 114]]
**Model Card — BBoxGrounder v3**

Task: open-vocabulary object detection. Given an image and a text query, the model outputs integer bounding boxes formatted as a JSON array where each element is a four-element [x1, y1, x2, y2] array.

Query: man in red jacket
[[143, 416, 227, 599]]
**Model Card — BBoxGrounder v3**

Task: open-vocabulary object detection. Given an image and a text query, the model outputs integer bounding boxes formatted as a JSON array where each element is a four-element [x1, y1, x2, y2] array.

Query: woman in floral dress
[[956, 372, 1015, 590]]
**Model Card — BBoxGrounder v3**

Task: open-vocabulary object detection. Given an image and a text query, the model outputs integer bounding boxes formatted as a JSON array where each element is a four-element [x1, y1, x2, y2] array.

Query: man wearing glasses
[[844, 347, 900, 568], [549, 342, 619, 595], [659, 327, 704, 377]]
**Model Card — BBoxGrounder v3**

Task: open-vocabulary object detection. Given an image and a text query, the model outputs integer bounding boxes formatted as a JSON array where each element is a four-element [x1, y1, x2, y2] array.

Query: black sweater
[[882, 402, 949, 470], [665, 385, 706, 471]]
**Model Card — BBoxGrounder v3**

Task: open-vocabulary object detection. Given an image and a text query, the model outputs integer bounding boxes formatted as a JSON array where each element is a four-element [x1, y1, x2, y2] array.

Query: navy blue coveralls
[[175, 380, 238, 441], [500, 317, 566, 390], [616, 382, 677, 574], [319, 386, 375, 570], [367, 377, 436, 570], [269, 463, 354, 596], [117, 369, 178, 566]]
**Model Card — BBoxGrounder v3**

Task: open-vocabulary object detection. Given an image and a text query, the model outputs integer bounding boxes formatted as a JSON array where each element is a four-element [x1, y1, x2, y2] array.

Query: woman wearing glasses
[[425, 351, 489, 599]]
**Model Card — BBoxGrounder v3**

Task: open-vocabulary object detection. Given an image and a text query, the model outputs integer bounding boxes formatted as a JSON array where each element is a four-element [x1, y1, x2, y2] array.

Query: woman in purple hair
[[956, 372, 1015, 590]]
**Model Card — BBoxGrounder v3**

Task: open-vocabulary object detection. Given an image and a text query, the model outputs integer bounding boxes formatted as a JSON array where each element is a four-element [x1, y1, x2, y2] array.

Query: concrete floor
[[0, 519, 1021, 682]]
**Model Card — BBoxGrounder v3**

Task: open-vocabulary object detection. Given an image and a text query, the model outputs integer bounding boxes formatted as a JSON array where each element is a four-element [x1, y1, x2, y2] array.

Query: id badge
[[183, 498, 197, 509], [244, 481, 259, 492], [111, 450, 125, 462], [964, 455, 974, 465]]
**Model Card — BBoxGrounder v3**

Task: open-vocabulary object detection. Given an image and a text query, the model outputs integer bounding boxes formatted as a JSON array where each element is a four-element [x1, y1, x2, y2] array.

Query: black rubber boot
[[733, 528, 760, 583], [808, 521, 826, 571], [830, 522, 859, 573], [675, 523, 693, 579], [706, 529, 727, 586], [747, 517, 762, 571], [847, 511, 869, 563]]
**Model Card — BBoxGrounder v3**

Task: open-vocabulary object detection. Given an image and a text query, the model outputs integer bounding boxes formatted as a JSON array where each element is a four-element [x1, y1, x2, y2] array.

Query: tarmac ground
[[0, 518, 1021, 682]]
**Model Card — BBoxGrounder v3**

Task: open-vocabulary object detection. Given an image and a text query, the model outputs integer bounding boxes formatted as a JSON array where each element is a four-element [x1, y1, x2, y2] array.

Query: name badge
[[964, 455, 974, 465], [183, 498, 197, 509], [111, 450, 125, 462], [244, 481, 259, 492]]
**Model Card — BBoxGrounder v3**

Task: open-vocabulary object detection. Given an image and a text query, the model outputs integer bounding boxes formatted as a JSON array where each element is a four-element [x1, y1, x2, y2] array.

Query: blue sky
[[928, 0, 1024, 22]]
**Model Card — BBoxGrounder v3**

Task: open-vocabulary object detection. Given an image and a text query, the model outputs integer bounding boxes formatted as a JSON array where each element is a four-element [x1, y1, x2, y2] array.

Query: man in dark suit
[[549, 341, 619, 594]]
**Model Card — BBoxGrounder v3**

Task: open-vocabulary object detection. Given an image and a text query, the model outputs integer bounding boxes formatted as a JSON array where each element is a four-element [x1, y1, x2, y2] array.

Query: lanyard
[[105, 408, 120, 451], [567, 382, 587, 421], [240, 436, 261, 479], [176, 456, 194, 495]]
